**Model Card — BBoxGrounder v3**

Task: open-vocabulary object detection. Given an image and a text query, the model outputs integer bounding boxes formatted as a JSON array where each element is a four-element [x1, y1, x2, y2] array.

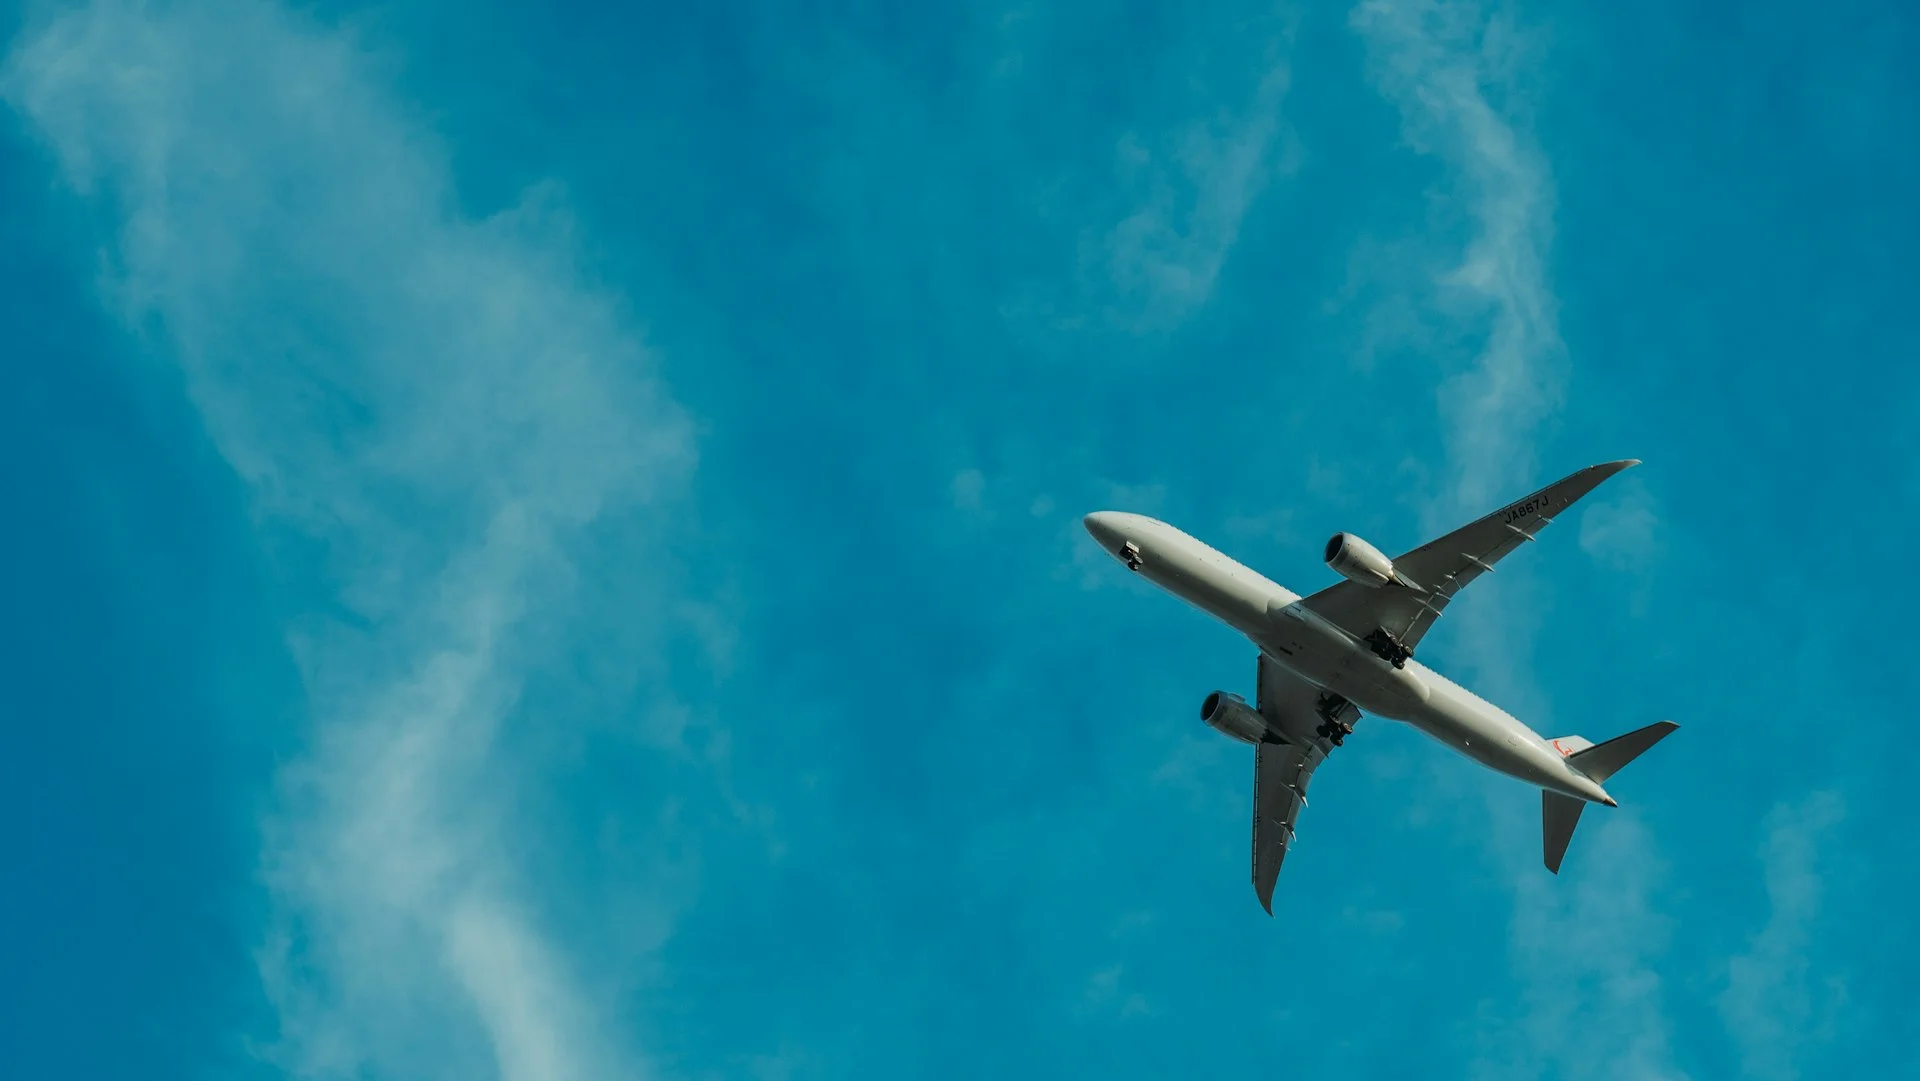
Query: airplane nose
[[1083, 511, 1120, 544]]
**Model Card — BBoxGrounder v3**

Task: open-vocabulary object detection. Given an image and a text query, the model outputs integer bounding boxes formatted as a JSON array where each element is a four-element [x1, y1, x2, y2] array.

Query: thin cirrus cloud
[[1351, 6, 1857, 1073], [1352, 0, 1566, 524], [1718, 791, 1847, 1081], [1094, 57, 1297, 333], [4, 2, 699, 1080], [1351, 3, 1681, 1080], [1579, 481, 1661, 576]]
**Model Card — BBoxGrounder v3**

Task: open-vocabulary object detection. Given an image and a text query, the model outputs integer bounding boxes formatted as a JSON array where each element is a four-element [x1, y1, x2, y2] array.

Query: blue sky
[[2, 0, 1915, 1078]]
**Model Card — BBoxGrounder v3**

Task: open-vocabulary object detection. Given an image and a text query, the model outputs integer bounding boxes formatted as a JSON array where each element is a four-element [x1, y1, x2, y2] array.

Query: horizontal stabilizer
[[1567, 720, 1679, 784], [1542, 791, 1586, 874]]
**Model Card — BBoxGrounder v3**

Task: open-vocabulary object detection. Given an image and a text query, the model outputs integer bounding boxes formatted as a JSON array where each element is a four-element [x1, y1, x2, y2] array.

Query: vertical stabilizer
[[1542, 791, 1586, 873]]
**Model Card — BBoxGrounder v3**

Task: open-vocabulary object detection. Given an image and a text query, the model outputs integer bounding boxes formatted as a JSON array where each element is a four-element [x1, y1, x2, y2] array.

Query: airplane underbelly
[[1257, 607, 1427, 718], [1330, 664, 1426, 719]]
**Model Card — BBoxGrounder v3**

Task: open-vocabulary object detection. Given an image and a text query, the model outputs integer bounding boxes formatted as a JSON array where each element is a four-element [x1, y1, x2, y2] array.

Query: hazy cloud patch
[[1091, 39, 1298, 332], [952, 467, 988, 512], [1580, 482, 1661, 576], [1351, 2, 1678, 1077], [1719, 791, 1847, 1081], [4, 2, 702, 1078]]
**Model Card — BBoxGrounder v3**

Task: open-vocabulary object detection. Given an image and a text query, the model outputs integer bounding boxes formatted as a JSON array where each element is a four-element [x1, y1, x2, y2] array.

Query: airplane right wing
[[1301, 460, 1639, 655], [1251, 655, 1356, 914]]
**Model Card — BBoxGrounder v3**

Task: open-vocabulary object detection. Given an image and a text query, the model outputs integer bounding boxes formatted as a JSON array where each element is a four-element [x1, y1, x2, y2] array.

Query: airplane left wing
[[1251, 655, 1354, 913], [1301, 460, 1639, 656]]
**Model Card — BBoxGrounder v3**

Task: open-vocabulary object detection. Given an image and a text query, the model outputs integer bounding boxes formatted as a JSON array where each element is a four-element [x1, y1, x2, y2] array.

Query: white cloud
[[952, 467, 987, 511], [4, 2, 696, 1079], [1350, 2, 1678, 1077], [1079, 962, 1151, 1019], [1718, 792, 1847, 1081], [1352, 0, 1565, 522], [1580, 483, 1661, 575], [1094, 46, 1297, 331], [1480, 819, 1687, 1081]]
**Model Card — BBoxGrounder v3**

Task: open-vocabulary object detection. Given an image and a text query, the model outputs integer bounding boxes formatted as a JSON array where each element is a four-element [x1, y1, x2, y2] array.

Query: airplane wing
[[1251, 655, 1353, 913], [1299, 460, 1639, 654]]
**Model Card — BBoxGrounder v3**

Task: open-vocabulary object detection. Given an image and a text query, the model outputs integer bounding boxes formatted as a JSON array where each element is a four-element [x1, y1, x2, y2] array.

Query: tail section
[[1540, 720, 1680, 873], [1546, 734, 1593, 757]]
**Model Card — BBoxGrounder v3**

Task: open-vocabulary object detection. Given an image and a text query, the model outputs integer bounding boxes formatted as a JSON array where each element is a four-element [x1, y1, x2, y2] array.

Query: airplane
[[1082, 460, 1677, 912]]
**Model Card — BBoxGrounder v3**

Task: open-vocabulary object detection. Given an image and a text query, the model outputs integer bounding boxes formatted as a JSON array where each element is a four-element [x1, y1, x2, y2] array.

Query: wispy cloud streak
[[1719, 792, 1847, 1081], [1097, 56, 1295, 331], [1351, 3, 1678, 1078], [5, 2, 693, 1078], [1352, 0, 1564, 522]]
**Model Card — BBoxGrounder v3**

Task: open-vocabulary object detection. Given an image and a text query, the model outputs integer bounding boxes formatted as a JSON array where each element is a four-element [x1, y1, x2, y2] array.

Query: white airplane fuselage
[[1085, 511, 1617, 806]]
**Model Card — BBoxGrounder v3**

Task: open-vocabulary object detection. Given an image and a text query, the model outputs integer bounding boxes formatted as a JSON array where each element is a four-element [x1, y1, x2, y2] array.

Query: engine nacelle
[[1324, 532, 1400, 589], [1201, 691, 1269, 745]]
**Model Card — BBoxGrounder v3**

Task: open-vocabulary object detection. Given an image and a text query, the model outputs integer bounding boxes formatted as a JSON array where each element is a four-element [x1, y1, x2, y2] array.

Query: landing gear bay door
[[1251, 656, 1349, 914]]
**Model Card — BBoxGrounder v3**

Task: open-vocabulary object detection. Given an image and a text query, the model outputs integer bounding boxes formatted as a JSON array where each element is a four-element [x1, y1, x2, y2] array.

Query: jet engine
[[1200, 691, 1269, 745], [1323, 532, 1419, 590]]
